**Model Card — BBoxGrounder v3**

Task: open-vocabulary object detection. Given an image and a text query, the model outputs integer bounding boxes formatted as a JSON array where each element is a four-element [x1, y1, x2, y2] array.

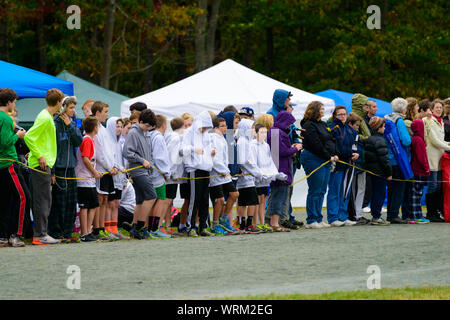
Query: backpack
[[384, 119, 414, 180]]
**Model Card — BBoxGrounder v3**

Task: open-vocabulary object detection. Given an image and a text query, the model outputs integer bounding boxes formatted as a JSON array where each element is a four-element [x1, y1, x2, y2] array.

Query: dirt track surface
[[1, 211, 449, 300]]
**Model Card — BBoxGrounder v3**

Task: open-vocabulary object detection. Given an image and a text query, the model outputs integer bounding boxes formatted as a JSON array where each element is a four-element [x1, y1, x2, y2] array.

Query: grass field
[[221, 286, 450, 300]]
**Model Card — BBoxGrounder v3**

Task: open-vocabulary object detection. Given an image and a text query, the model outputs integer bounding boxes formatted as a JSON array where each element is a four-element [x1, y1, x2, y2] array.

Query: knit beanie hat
[[369, 116, 385, 131]]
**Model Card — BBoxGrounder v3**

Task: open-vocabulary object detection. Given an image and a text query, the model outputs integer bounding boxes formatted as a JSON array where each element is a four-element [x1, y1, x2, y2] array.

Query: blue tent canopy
[[315, 89, 392, 117], [0, 60, 73, 98]]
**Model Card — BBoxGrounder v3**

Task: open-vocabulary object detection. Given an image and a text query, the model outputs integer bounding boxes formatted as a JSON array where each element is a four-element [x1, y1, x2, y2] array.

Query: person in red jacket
[[409, 119, 431, 224]]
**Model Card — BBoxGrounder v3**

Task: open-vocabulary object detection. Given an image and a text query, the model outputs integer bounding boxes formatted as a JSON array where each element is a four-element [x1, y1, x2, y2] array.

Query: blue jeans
[[387, 166, 406, 220], [301, 150, 331, 224], [427, 171, 441, 194], [371, 176, 387, 219], [326, 170, 345, 223]]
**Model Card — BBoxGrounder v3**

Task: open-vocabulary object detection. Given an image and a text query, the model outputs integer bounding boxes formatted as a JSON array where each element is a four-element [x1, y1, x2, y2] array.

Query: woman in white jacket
[[424, 99, 450, 222]]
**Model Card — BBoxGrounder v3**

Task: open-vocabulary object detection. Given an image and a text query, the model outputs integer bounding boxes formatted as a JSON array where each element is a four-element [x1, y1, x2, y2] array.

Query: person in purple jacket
[[267, 111, 302, 231]]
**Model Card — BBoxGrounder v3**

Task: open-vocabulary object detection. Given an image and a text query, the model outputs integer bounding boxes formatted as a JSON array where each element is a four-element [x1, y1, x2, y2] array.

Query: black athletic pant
[[0, 163, 29, 238], [187, 170, 210, 232]]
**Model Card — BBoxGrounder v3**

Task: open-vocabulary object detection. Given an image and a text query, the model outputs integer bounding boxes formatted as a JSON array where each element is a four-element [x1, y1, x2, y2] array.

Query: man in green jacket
[[351, 93, 372, 141], [24, 88, 64, 245], [0, 88, 28, 247]]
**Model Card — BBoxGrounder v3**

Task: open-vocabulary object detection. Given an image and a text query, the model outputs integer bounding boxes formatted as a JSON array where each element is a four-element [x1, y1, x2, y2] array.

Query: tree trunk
[[100, 0, 116, 89], [144, 37, 154, 92], [37, 15, 47, 72], [0, 12, 8, 61], [377, 0, 387, 98], [195, 0, 208, 72], [177, 35, 187, 81], [266, 27, 274, 74], [206, 0, 220, 68]]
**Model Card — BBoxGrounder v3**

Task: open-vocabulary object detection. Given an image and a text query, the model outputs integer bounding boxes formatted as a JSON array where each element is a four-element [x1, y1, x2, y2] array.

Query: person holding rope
[[326, 106, 359, 227], [48, 96, 83, 243], [24, 88, 64, 245], [0, 88, 28, 247]]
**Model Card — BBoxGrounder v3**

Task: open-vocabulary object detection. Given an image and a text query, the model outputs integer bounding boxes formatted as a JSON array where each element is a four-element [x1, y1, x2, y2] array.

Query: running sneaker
[[212, 224, 227, 236], [113, 231, 129, 240], [281, 220, 300, 230], [142, 228, 153, 239], [151, 229, 172, 239], [305, 222, 323, 229], [188, 228, 199, 237], [330, 220, 345, 227], [0, 238, 9, 247], [177, 226, 189, 237], [58, 238, 71, 244], [263, 224, 274, 233], [371, 218, 390, 226], [319, 221, 331, 228], [343, 220, 357, 226], [416, 218, 430, 224], [32, 235, 59, 245], [219, 217, 240, 234], [362, 207, 371, 213], [80, 233, 97, 242], [244, 225, 262, 234], [97, 230, 113, 241], [130, 228, 145, 240], [199, 228, 216, 237], [106, 231, 119, 241], [292, 220, 304, 227], [9, 235, 25, 247], [255, 224, 265, 232], [408, 219, 417, 224]]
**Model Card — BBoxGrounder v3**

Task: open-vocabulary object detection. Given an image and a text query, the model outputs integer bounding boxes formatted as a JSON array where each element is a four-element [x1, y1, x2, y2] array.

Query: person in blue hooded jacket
[[267, 89, 303, 228]]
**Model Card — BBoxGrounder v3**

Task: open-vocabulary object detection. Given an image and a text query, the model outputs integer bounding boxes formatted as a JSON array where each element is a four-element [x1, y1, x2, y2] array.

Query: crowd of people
[[0, 87, 449, 247]]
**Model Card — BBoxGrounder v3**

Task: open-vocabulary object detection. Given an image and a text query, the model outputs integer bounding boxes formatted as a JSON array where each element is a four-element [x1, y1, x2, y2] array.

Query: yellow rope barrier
[[2, 158, 449, 184]]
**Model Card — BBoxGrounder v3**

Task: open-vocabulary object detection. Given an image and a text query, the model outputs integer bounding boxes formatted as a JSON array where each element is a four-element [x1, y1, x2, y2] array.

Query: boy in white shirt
[[147, 115, 172, 238], [236, 119, 263, 233], [209, 117, 240, 235]]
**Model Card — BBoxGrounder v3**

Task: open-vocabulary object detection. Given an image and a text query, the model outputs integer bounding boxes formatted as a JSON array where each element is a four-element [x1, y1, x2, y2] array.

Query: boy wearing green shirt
[[24, 88, 64, 245], [0, 88, 27, 247]]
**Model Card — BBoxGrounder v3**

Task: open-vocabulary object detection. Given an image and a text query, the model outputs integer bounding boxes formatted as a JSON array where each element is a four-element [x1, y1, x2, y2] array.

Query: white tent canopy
[[121, 59, 334, 120]]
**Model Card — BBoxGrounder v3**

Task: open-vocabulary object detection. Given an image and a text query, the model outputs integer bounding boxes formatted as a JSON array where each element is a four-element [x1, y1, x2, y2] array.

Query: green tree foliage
[[1, 0, 448, 101]]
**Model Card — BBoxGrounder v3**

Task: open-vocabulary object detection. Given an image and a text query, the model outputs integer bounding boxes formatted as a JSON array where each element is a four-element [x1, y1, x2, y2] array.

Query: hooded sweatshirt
[[351, 93, 371, 141], [148, 129, 171, 188], [164, 130, 184, 184], [181, 111, 214, 173], [220, 111, 240, 177], [52, 114, 83, 172], [106, 117, 128, 189], [236, 119, 262, 188], [123, 123, 153, 178], [251, 137, 279, 187], [210, 131, 232, 187], [411, 119, 430, 177], [94, 120, 116, 173], [267, 111, 298, 186], [267, 89, 290, 119]]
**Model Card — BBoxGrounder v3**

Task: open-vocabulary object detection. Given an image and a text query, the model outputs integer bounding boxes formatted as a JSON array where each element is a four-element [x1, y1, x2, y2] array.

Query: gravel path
[[1, 211, 449, 300]]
